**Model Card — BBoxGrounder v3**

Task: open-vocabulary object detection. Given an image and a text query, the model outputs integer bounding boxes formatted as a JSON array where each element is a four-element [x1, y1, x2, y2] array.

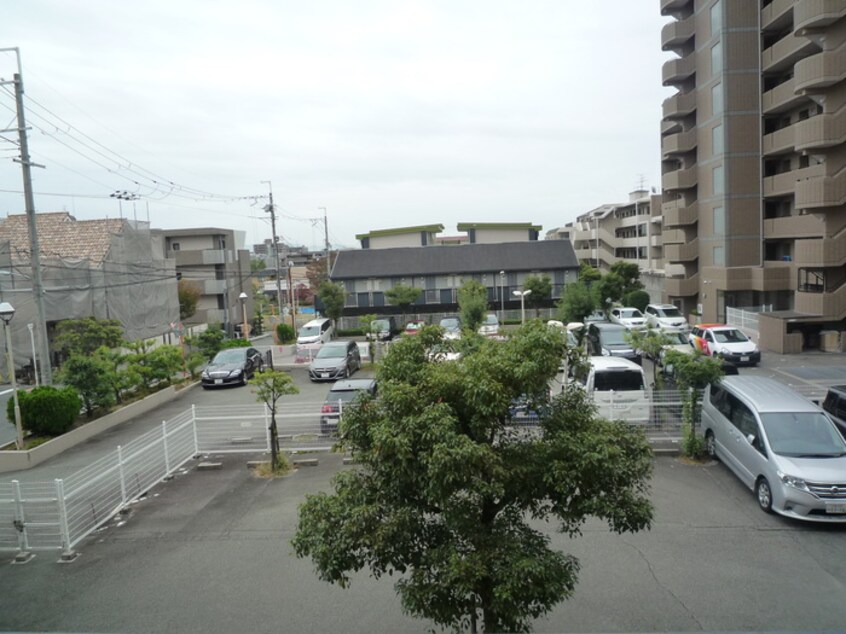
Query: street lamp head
[[0, 301, 15, 324], [238, 292, 248, 302], [499, 270, 505, 276], [524, 289, 532, 297]]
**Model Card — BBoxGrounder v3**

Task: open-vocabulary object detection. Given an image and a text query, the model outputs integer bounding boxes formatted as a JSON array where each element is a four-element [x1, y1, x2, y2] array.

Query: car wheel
[[342, 366, 349, 379], [240, 372, 248, 386], [704, 431, 718, 460], [755, 477, 773, 514]]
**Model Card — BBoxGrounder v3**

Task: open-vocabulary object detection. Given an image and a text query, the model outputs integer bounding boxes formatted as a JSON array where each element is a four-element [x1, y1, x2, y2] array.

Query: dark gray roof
[[332, 240, 578, 279]]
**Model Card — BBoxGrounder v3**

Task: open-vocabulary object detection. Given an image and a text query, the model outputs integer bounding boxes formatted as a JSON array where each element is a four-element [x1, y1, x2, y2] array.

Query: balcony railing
[[762, 124, 795, 156], [662, 199, 698, 226], [795, 166, 846, 209], [794, 104, 846, 152], [662, 165, 697, 191], [662, 90, 696, 119], [762, 0, 795, 30], [662, 55, 695, 86], [795, 282, 846, 319], [794, 44, 846, 93], [660, 0, 692, 16], [665, 274, 699, 297], [763, 164, 825, 197], [664, 239, 699, 263], [794, 235, 846, 266], [662, 128, 697, 157], [763, 214, 824, 240], [762, 77, 803, 114], [794, 0, 846, 32], [762, 31, 817, 73], [661, 15, 694, 51]]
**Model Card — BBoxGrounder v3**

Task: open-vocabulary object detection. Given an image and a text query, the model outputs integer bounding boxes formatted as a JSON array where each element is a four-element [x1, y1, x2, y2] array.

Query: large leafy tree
[[592, 273, 625, 313], [578, 262, 602, 285], [457, 279, 489, 333], [610, 261, 643, 297], [385, 284, 421, 324], [177, 280, 201, 321], [59, 354, 114, 418], [318, 281, 346, 325], [53, 317, 125, 356], [293, 323, 654, 633], [523, 275, 552, 318], [556, 282, 596, 324]]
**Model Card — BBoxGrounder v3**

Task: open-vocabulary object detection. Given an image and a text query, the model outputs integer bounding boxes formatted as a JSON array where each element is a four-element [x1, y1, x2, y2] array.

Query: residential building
[[355, 222, 542, 250], [152, 228, 252, 336], [0, 212, 179, 369], [660, 0, 846, 351]]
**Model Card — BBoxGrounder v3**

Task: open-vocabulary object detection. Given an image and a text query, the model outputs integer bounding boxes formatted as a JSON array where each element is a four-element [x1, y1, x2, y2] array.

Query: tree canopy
[[293, 322, 654, 633], [523, 275, 552, 317], [53, 317, 125, 356], [178, 280, 201, 321], [318, 281, 346, 324], [457, 279, 489, 333], [385, 284, 422, 322], [556, 282, 596, 324]]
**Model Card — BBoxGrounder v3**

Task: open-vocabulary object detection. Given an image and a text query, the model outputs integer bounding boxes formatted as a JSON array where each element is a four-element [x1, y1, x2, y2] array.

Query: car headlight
[[601, 348, 611, 356], [778, 471, 809, 492], [231, 368, 243, 376], [202, 370, 209, 378]]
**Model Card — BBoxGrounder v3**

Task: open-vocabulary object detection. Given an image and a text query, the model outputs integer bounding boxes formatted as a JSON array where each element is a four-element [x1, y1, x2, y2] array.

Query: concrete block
[[197, 461, 222, 470], [292, 458, 319, 467]]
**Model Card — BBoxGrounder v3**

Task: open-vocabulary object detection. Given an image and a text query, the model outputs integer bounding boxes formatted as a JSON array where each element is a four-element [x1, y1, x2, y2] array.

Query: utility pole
[[3, 49, 52, 385], [319, 207, 330, 277], [260, 181, 284, 317]]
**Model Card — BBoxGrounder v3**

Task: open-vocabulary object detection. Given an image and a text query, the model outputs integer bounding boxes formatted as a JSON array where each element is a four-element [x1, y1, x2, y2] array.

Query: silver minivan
[[701, 376, 846, 522]]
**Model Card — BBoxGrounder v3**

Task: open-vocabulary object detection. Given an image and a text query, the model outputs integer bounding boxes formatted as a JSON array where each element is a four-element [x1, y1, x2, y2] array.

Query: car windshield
[[669, 332, 689, 345], [299, 325, 319, 337], [713, 329, 748, 343], [212, 349, 246, 363], [484, 315, 498, 325], [760, 412, 846, 457], [372, 319, 389, 330], [621, 309, 643, 319], [594, 370, 644, 391], [316, 344, 347, 359], [440, 318, 460, 330], [658, 307, 682, 318], [599, 329, 628, 346], [326, 390, 365, 404]]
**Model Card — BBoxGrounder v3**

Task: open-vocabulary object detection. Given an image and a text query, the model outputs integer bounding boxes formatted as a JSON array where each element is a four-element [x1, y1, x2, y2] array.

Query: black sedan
[[201, 347, 264, 388]]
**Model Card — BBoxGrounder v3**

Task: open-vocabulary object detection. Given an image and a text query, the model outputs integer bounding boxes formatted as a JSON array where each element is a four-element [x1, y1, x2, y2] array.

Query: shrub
[[624, 289, 651, 313], [276, 323, 296, 344], [8, 386, 81, 437], [221, 338, 251, 349]]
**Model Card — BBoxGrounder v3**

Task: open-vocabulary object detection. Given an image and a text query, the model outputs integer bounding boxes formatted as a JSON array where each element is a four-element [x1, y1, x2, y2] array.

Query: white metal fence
[[726, 305, 772, 339], [0, 391, 697, 560]]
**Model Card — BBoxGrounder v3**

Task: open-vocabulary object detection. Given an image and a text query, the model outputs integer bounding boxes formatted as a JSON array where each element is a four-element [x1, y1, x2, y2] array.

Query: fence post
[[116, 445, 127, 505], [11, 480, 32, 561], [162, 421, 171, 476], [192, 404, 200, 456], [54, 479, 76, 561]]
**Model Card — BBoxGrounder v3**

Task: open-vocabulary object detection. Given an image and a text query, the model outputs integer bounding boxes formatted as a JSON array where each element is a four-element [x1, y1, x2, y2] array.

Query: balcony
[[662, 199, 698, 226], [794, 235, 846, 266], [662, 90, 696, 119], [662, 165, 698, 191], [794, 0, 846, 32], [794, 45, 846, 93], [795, 166, 846, 209], [665, 238, 699, 263], [661, 15, 694, 51], [203, 279, 228, 295], [665, 274, 699, 297], [762, 124, 795, 156], [662, 55, 695, 86], [764, 164, 825, 197], [762, 0, 796, 30], [795, 282, 846, 319], [794, 105, 846, 152], [173, 249, 226, 267], [662, 128, 697, 157], [660, 0, 692, 15], [662, 228, 686, 245], [762, 77, 805, 114], [762, 32, 818, 73], [764, 214, 824, 240]]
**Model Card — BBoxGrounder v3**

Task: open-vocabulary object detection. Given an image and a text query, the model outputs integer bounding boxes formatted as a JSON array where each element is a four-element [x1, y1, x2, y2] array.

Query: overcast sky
[[2, 1, 673, 252]]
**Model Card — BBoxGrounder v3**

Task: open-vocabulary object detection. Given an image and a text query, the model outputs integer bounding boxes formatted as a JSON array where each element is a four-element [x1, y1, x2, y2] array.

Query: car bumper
[[201, 374, 244, 387], [309, 367, 346, 381], [774, 487, 846, 523], [718, 351, 760, 366]]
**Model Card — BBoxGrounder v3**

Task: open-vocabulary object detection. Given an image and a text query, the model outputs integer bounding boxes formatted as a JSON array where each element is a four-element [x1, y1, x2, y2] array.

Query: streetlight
[[512, 289, 532, 325], [499, 271, 506, 321], [26, 323, 37, 386], [0, 302, 23, 450], [238, 292, 249, 340]]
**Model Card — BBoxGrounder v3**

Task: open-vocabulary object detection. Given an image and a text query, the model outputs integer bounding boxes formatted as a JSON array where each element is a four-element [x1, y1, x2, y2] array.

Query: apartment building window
[[713, 206, 725, 235], [710, 0, 722, 38], [712, 83, 723, 116], [798, 269, 825, 293], [712, 124, 723, 155], [713, 165, 725, 195], [713, 246, 725, 266], [711, 41, 723, 78]]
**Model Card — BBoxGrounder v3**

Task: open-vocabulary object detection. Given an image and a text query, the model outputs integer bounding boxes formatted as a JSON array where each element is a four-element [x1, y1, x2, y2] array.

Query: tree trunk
[[270, 414, 280, 470]]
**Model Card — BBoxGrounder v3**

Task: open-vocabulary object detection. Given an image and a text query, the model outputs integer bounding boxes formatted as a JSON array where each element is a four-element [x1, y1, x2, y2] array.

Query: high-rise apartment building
[[660, 0, 846, 351]]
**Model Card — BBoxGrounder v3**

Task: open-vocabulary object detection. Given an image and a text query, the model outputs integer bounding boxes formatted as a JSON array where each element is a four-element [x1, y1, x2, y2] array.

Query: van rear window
[[595, 371, 644, 392]]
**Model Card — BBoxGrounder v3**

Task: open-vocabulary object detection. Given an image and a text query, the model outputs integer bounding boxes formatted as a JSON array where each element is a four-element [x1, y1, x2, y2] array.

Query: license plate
[[741, 356, 749, 362], [321, 373, 329, 378], [214, 379, 223, 385], [612, 404, 627, 410], [825, 503, 846, 514]]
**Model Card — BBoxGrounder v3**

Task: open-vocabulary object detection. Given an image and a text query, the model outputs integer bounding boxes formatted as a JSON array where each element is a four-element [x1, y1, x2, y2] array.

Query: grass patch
[[251, 454, 295, 478]]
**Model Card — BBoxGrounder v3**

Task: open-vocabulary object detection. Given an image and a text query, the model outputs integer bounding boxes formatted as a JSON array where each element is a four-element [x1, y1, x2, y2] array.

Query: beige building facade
[[660, 0, 846, 351]]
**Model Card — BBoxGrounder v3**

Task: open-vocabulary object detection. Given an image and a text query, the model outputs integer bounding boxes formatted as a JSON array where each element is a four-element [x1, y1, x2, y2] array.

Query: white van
[[297, 318, 334, 345], [571, 356, 650, 424]]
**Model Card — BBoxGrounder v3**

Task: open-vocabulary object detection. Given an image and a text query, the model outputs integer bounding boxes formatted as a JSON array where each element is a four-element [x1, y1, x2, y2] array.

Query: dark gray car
[[308, 340, 361, 382], [586, 322, 641, 365]]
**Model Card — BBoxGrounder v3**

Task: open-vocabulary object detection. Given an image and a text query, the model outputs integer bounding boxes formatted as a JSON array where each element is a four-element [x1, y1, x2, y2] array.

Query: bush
[[8, 386, 81, 437], [276, 323, 296, 344], [624, 289, 651, 313]]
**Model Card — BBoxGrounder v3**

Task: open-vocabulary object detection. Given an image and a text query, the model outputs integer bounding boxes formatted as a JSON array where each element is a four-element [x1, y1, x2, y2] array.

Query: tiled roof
[[0, 213, 128, 263], [332, 240, 579, 279]]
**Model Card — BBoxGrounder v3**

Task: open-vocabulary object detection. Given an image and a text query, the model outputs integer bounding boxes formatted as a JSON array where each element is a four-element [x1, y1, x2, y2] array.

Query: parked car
[[656, 331, 695, 364], [439, 316, 461, 340], [479, 313, 500, 337], [583, 310, 607, 324], [701, 376, 846, 522], [585, 322, 641, 364], [320, 378, 378, 435], [644, 303, 688, 332], [569, 356, 650, 424], [201, 347, 264, 388], [366, 317, 397, 341], [821, 385, 846, 439], [609, 307, 647, 331], [297, 318, 334, 345], [308, 340, 361, 382], [404, 320, 426, 336], [689, 324, 760, 366]]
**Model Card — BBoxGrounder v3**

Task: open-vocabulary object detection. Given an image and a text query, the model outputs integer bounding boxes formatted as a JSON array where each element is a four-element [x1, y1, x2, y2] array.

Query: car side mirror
[[745, 433, 756, 445]]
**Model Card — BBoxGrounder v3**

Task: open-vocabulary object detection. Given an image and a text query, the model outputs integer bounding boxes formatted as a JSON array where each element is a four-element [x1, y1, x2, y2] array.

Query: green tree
[[185, 325, 225, 361], [556, 282, 596, 324], [523, 275, 552, 318], [457, 279, 489, 334], [318, 281, 346, 325], [249, 370, 300, 471], [385, 284, 421, 324], [625, 328, 674, 386], [59, 354, 115, 418], [53, 317, 125, 356], [126, 342, 183, 392], [93, 346, 137, 404], [177, 280, 201, 321], [578, 262, 602, 285], [592, 273, 625, 313], [663, 349, 725, 458], [293, 323, 654, 633], [610, 261, 644, 297], [624, 289, 651, 312]]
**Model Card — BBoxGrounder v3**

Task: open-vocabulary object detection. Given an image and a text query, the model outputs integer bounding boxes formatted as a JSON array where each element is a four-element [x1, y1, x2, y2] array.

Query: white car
[[479, 313, 499, 337], [609, 307, 647, 331], [644, 303, 688, 332], [657, 331, 694, 364]]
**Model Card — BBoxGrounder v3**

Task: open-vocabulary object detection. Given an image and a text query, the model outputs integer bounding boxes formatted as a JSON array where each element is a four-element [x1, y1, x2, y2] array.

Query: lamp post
[[512, 289, 532, 325], [26, 322, 37, 386], [0, 302, 23, 450], [238, 292, 249, 340], [499, 270, 505, 322]]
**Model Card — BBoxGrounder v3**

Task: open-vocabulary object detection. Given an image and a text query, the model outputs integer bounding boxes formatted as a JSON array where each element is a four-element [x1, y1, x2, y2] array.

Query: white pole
[[27, 323, 38, 386]]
